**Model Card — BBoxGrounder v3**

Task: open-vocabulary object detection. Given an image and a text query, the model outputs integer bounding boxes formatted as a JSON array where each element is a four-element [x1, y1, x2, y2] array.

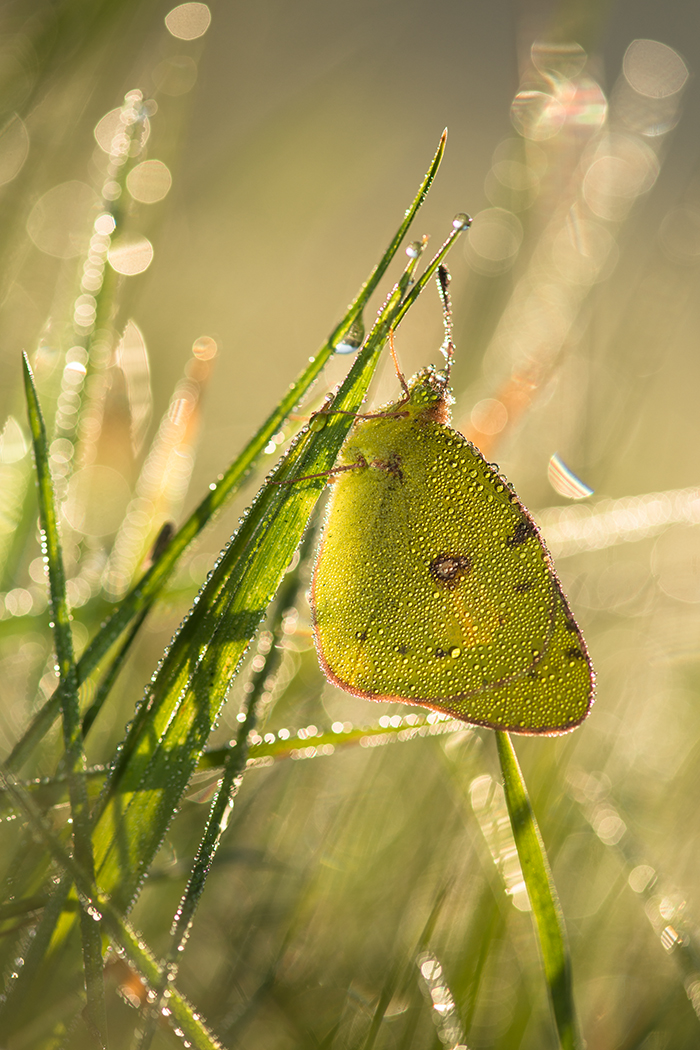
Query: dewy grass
[[22, 354, 106, 1044], [4, 179, 579, 1050], [2, 5, 700, 1049], [496, 731, 582, 1050]]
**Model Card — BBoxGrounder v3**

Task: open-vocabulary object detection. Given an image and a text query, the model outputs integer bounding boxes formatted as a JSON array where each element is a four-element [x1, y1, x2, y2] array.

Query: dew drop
[[453, 212, 472, 231], [335, 316, 365, 354]]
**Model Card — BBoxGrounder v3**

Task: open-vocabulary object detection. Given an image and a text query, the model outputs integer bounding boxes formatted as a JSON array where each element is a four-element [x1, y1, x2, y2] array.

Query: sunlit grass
[[1, 2, 700, 1048]]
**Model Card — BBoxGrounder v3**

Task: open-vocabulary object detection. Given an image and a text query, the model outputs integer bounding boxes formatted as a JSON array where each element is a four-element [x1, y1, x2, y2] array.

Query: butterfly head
[[404, 366, 454, 425]]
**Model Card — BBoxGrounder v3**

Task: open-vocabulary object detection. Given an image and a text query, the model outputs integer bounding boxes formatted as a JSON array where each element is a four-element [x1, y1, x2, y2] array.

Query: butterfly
[[310, 268, 594, 734]]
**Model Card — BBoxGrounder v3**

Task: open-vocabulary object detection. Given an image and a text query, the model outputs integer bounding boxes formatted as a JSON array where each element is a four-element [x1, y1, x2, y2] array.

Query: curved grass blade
[[25, 283, 409, 1012], [21, 354, 106, 1045], [495, 730, 582, 1050], [5, 130, 448, 774], [0, 714, 467, 822]]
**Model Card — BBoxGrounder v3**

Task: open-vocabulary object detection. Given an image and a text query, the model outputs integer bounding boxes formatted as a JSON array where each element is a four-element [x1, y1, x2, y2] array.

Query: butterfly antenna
[[436, 264, 455, 386], [389, 328, 410, 399]]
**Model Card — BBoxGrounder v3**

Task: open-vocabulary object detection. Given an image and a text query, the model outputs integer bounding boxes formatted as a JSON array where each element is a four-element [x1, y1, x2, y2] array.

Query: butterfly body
[[310, 367, 593, 734]]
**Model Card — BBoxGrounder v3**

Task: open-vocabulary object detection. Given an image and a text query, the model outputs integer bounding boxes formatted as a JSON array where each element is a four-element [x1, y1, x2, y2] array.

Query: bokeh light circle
[[108, 234, 154, 275], [510, 90, 566, 141], [470, 398, 508, 436], [63, 466, 132, 537], [127, 159, 173, 203], [192, 335, 218, 360], [94, 107, 150, 155], [165, 3, 211, 40], [27, 181, 99, 259], [465, 208, 523, 275], [623, 39, 689, 99]]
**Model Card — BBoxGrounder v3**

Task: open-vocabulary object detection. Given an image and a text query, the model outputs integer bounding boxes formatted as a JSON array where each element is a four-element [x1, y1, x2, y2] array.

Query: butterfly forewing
[[311, 407, 593, 734]]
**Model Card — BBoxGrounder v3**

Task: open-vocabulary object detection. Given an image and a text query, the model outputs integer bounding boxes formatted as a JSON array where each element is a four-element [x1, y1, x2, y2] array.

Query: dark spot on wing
[[514, 580, 534, 593], [429, 553, 472, 587], [567, 647, 584, 660], [506, 518, 537, 548], [373, 452, 404, 481]]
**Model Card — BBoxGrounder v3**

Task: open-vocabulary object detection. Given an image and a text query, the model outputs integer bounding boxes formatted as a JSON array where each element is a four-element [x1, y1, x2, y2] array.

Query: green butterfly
[[311, 268, 594, 735]]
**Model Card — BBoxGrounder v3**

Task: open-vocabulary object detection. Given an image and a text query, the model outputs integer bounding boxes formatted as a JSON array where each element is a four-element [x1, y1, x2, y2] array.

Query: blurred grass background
[[2, 0, 700, 1046]]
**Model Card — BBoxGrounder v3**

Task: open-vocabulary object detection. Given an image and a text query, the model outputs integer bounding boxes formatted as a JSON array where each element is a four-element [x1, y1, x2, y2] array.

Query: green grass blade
[[30, 285, 400, 1011], [495, 731, 582, 1050], [21, 354, 107, 1045], [0, 870, 73, 1034], [4, 130, 447, 774], [392, 213, 471, 327], [81, 608, 149, 739]]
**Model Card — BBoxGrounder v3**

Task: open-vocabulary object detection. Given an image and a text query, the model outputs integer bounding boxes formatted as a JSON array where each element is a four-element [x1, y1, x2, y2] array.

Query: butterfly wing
[[311, 413, 593, 734]]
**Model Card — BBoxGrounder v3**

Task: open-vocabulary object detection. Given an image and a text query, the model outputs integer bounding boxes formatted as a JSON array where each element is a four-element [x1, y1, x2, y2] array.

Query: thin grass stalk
[[362, 884, 450, 1050], [495, 730, 582, 1050], [0, 872, 73, 1034], [81, 608, 149, 739], [458, 887, 504, 1037], [21, 355, 107, 1045], [0, 714, 468, 823]]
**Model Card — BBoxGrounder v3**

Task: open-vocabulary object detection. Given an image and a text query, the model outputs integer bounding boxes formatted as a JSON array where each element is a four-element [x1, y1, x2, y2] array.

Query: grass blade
[[4, 130, 448, 774], [362, 884, 450, 1050], [21, 355, 107, 1045], [495, 730, 582, 1050], [0, 714, 468, 822]]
